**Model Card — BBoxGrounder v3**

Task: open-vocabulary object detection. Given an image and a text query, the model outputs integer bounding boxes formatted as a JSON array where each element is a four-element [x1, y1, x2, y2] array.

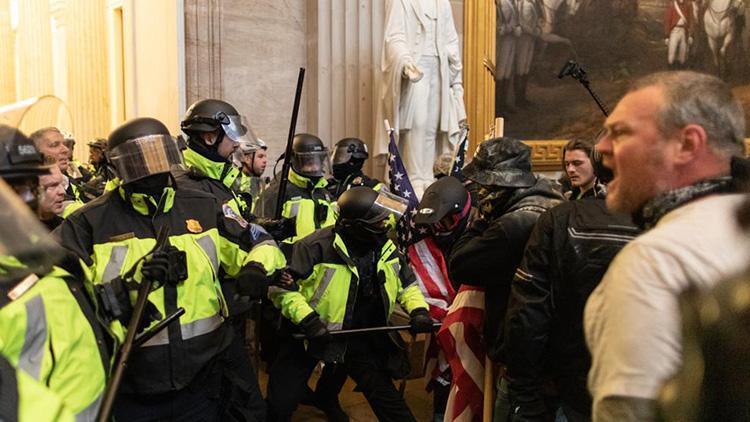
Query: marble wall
[[185, 0, 307, 173], [184, 0, 464, 178]]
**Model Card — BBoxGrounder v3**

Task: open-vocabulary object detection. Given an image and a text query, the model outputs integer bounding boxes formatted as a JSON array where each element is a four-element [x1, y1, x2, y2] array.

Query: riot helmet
[[181, 99, 261, 148], [107, 117, 183, 184], [292, 133, 329, 178], [331, 137, 368, 181], [332, 138, 368, 165], [0, 125, 52, 209], [415, 176, 471, 234], [87, 137, 107, 151], [0, 177, 62, 288], [336, 186, 408, 235]]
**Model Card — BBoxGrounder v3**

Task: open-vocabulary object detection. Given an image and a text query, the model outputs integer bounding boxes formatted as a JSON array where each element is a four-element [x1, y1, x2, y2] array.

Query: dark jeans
[[266, 337, 416, 422]]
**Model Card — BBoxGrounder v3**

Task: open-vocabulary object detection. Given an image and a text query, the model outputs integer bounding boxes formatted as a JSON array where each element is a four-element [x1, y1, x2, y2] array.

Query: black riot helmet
[[336, 186, 408, 235], [0, 125, 51, 181], [181, 99, 260, 148], [0, 125, 51, 210], [292, 133, 329, 178], [332, 137, 369, 165], [0, 127, 61, 286], [107, 117, 183, 184], [415, 176, 471, 233], [331, 137, 368, 180]]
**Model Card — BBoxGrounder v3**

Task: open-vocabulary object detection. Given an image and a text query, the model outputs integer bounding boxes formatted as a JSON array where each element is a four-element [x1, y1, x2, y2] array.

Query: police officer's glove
[[236, 265, 269, 300], [255, 217, 295, 241], [409, 308, 434, 335], [300, 313, 332, 342], [141, 250, 172, 286]]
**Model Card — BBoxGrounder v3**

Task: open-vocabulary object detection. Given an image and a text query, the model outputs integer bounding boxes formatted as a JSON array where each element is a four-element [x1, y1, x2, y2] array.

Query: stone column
[[184, 0, 223, 104], [64, 0, 111, 154], [15, 0, 54, 100], [0, 0, 16, 104], [306, 0, 386, 175]]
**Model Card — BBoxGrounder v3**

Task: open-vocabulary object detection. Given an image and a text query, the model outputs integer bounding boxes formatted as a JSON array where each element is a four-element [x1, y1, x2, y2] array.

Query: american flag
[[436, 284, 487, 422], [386, 123, 427, 249], [385, 121, 461, 394], [450, 126, 469, 178]]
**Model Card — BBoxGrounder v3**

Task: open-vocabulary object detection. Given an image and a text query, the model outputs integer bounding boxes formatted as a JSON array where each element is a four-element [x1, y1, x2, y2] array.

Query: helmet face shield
[[0, 178, 62, 285], [332, 142, 368, 165], [219, 113, 262, 147], [371, 189, 409, 223], [109, 134, 183, 184], [292, 150, 330, 178]]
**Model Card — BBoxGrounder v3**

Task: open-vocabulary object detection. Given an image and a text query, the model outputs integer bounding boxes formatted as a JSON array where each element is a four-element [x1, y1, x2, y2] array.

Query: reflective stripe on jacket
[[269, 227, 427, 329], [259, 169, 337, 243], [0, 267, 108, 421], [56, 185, 264, 394], [176, 148, 286, 276]]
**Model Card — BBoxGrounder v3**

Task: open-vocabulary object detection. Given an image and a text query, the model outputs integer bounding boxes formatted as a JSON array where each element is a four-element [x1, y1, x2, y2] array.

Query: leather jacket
[[503, 197, 641, 418], [448, 176, 564, 361]]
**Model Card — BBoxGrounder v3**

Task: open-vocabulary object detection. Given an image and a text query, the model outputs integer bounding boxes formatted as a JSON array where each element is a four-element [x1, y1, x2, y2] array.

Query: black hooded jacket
[[448, 176, 564, 359]]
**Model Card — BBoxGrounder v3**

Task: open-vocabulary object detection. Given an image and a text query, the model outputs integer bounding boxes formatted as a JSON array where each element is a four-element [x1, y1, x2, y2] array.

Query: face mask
[[332, 162, 360, 181]]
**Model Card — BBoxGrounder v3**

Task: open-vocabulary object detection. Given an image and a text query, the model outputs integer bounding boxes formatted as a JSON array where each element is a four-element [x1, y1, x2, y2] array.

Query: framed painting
[[466, 0, 750, 170]]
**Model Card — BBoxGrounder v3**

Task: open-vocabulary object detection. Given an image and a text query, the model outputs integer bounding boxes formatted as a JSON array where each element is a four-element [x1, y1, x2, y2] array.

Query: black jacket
[[503, 198, 640, 418], [448, 177, 564, 361]]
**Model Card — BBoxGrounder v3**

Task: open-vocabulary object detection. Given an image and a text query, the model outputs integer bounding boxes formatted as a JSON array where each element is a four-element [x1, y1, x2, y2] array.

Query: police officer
[[326, 137, 382, 199], [259, 133, 337, 244], [233, 138, 269, 214], [266, 186, 433, 421], [0, 176, 77, 421], [57, 117, 278, 420], [0, 125, 110, 421]]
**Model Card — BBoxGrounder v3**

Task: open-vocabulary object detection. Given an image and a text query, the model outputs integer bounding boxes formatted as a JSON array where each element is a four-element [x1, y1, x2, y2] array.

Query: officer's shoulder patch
[[186, 219, 203, 233], [222, 203, 248, 228]]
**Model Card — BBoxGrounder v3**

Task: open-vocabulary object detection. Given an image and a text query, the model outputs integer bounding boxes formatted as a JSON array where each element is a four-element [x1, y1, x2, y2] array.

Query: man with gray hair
[[584, 70, 750, 421]]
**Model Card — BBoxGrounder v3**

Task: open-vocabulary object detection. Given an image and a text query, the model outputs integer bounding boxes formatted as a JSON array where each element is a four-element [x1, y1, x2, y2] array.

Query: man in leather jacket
[[448, 137, 564, 419], [502, 147, 641, 421]]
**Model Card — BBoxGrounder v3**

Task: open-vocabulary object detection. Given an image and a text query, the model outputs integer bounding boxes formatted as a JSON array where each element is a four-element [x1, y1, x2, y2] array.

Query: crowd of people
[[0, 69, 748, 422]]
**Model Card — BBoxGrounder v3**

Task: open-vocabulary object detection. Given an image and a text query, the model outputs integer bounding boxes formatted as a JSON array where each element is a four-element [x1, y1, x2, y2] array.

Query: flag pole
[[483, 356, 494, 422]]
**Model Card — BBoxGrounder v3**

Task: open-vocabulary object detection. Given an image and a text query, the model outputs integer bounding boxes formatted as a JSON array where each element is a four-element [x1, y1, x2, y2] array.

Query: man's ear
[[201, 132, 217, 146], [673, 124, 707, 165]]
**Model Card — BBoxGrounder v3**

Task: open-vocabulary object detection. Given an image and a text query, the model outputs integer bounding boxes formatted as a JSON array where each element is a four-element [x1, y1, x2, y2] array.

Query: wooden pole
[[483, 356, 494, 422]]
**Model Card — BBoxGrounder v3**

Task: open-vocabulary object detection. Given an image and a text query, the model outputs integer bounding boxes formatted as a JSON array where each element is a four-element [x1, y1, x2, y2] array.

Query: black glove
[[141, 250, 171, 285], [299, 313, 332, 342], [256, 217, 295, 241], [236, 265, 269, 300], [409, 308, 434, 335]]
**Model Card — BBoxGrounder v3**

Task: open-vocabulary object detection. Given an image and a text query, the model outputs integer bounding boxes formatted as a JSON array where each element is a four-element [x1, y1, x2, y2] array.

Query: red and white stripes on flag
[[409, 237, 456, 320], [409, 237, 457, 386], [436, 285, 487, 422]]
